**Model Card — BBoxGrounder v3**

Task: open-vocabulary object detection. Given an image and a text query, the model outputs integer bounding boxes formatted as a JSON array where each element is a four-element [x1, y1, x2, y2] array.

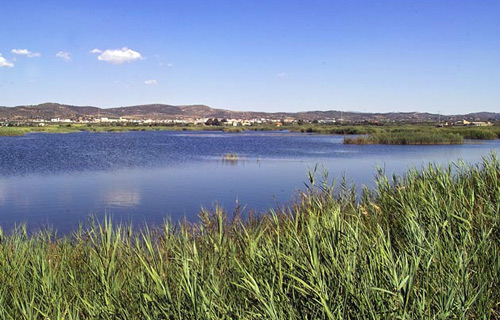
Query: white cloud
[[11, 49, 41, 58], [276, 72, 287, 79], [91, 47, 143, 64], [144, 79, 158, 85], [56, 51, 71, 61], [0, 54, 14, 68], [12, 49, 30, 55]]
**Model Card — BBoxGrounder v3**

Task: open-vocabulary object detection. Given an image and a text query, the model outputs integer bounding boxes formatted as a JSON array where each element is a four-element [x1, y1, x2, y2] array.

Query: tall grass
[[0, 155, 499, 318]]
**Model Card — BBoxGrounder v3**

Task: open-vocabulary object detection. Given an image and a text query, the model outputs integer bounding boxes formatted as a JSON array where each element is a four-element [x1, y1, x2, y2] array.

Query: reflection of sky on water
[[0, 131, 498, 233]]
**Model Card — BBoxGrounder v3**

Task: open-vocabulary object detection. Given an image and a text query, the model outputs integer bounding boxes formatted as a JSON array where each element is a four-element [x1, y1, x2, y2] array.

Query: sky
[[0, 0, 499, 114]]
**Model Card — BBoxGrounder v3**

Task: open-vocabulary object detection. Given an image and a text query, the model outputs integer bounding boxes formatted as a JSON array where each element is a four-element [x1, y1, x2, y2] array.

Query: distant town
[[2, 116, 495, 128]]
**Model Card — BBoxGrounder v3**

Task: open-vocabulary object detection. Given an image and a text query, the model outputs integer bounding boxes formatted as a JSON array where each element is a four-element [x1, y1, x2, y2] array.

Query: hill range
[[0, 103, 498, 123]]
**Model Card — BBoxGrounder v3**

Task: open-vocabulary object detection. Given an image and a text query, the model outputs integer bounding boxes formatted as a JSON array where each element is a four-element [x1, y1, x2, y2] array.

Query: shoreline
[[1, 124, 499, 146]]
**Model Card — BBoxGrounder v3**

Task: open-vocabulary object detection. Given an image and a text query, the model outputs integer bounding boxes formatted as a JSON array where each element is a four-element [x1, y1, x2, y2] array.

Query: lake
[[1, 130, 499, 233]]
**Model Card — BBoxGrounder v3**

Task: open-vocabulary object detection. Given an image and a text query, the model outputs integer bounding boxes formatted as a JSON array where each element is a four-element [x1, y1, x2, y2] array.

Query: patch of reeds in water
[[222, 153, 239, 161], [0, 155, 498, 318], [344, 131, 464, 145]]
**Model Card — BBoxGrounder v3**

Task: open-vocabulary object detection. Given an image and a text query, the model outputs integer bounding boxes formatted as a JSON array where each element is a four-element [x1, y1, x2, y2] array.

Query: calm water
[[1, 131, 499, 233]]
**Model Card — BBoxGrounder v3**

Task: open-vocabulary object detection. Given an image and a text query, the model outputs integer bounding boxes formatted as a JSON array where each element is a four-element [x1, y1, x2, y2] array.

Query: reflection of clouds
[[104, 190, 141, 207]]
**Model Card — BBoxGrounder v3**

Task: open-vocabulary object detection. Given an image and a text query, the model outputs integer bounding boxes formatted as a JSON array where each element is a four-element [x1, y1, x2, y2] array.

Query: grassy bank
[[0, 126, 80, 136], [0, 156, 499, 318], [344, 131, 464, 145]]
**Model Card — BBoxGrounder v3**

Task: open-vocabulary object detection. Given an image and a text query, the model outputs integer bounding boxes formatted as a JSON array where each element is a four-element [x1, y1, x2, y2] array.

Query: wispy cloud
[[91, 47, 143, 64], [144, 79, 158, 86], [0, 54, 14, 68], [158, 62, 173, 67], [276, 72, 287, 79], [11, 49, 41, 58], [56, 51, 71, 61]]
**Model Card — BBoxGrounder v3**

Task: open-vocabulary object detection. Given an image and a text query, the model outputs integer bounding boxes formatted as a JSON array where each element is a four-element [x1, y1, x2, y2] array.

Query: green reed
[[0, 155, 499, 319]]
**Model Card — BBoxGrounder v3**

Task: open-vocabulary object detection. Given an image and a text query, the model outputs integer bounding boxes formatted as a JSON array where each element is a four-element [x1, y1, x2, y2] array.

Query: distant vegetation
[[343, 125, 500, 145], [295, 124, 500, 141], [448, 127, 499, 140], [0, 155, 498, 318], [222, 126, 244, 133], [344, 131, 464, 145], [0, 124, 220, 136], [293, 125, 378, 135]]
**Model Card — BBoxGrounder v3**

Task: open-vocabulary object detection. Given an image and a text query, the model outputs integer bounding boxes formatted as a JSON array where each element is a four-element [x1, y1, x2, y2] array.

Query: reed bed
[[0, 155, 499, 319], [296, 125, 500, 141], [344, 131, 464, 145], [448, 127, 500, 140], [294, 125, 378, 135]]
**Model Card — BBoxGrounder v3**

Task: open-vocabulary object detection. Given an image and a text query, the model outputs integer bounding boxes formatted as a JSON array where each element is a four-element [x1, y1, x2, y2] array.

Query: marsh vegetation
[[1, 123, 499, 140]]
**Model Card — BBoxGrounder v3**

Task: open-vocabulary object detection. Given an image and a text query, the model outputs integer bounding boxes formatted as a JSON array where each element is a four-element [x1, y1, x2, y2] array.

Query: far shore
[[0, 123, 499, 144]]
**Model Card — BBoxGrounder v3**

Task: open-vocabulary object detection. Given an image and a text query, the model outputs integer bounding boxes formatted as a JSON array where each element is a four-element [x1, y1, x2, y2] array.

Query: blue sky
[[0, 0, 499, 113]]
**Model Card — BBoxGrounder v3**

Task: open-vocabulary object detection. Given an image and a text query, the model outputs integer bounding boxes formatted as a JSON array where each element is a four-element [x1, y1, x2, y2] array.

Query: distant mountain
[[0, 103, 498, 123], [0, 103, 105, 120], [464, 112, 500, 119]]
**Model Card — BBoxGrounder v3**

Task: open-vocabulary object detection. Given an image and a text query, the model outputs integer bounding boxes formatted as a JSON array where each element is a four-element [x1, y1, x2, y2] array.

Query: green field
[[0, 155, 498, 318]]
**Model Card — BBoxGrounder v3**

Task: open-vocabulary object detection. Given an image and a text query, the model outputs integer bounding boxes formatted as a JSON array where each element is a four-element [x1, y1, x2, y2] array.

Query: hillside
[[0, 103, 498, 122]]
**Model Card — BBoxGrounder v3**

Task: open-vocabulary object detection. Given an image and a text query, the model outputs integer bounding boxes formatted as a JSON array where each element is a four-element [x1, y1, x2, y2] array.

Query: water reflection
[[0, 131, 498, 233]]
